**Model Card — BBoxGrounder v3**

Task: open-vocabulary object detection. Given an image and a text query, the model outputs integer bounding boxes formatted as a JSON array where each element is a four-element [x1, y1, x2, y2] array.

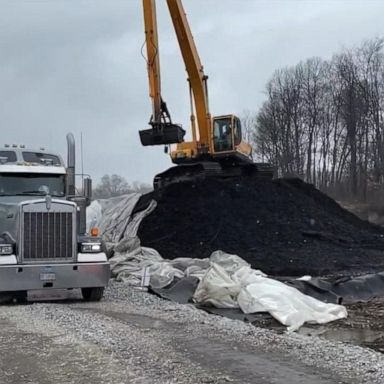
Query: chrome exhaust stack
[[66, 133, 76, 196]]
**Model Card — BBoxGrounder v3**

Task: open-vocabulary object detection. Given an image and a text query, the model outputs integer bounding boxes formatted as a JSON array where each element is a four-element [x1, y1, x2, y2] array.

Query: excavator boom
[[143, 0, 161, 122]]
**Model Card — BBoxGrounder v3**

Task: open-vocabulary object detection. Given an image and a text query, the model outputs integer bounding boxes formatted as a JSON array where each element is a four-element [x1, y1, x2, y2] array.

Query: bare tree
[[252, 37, 384, 203], [93, 175, 153, 199], [93, 174, 131, 199]]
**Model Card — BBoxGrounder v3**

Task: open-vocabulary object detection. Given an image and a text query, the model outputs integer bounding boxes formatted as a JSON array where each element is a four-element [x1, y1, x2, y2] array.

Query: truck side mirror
[[83, 177, 92, 204]]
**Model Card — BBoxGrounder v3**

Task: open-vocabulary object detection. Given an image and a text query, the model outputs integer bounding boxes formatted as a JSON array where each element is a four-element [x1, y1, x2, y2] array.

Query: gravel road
[[1, 281, 383, 384]]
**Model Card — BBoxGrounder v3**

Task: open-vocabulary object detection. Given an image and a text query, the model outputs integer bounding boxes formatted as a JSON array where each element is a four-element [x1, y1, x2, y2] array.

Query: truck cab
[[0, 135, 110, 302]]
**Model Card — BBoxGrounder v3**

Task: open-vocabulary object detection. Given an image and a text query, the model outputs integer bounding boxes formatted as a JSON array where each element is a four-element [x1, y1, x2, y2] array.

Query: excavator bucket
[[139, 124, 186, 146]]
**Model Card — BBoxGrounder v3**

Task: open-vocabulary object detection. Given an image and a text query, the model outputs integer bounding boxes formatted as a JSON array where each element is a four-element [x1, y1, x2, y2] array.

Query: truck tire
[[0, 292, 14, 304], [14, 290, 28, 304], [81, 287, 105, 301]]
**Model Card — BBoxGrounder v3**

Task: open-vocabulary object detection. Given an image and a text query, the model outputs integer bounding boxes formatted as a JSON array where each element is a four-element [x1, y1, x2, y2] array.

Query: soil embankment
[[138, 177, 384, 276]]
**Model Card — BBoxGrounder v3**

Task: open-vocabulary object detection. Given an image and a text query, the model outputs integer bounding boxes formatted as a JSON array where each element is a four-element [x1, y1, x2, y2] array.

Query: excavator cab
[[212, 115, 241, 153]]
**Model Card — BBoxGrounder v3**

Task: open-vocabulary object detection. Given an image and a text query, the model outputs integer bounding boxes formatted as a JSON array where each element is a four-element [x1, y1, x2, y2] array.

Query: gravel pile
[[1, 282, 384, 383], [138, 177, 384, 276]]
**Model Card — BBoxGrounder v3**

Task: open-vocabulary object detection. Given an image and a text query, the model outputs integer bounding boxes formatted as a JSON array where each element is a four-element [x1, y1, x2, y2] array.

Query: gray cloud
[[1, 0, 384, 184]]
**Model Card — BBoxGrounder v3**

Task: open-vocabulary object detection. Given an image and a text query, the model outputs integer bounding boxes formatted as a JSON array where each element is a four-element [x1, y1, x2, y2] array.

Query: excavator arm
[[139, 0, 185, 146]]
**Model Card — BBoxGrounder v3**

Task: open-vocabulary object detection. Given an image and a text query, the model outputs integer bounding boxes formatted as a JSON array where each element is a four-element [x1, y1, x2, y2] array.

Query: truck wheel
[[81, 287, 105, 301], [14, 291, 28, 304], [0, 292, 14, 304]]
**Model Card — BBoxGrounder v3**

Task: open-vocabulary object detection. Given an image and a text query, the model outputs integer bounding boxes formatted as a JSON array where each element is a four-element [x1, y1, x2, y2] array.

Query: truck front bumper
[[0, 262, 110, 292]]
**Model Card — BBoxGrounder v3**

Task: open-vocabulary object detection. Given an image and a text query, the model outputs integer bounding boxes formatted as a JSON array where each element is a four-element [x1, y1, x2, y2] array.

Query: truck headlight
[[81, 243, 102, 253], [0, 244, 13, 255]]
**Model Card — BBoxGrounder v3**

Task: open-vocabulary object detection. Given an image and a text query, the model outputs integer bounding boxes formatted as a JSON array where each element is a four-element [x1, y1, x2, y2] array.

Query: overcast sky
[[1, 0, 384, 184]]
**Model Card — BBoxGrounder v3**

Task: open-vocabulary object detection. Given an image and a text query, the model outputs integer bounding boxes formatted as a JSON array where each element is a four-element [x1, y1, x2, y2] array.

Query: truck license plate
[[40, 272, 56, 281]]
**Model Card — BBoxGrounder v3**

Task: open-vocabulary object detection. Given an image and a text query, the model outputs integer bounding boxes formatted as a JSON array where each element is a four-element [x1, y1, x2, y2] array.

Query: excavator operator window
[[213, 117, 234, 153], [234, 117, 242, 146]]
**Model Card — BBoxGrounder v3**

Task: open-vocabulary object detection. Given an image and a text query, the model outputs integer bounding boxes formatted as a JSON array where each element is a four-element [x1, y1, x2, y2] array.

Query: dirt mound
[[137, 177, 384, 276]]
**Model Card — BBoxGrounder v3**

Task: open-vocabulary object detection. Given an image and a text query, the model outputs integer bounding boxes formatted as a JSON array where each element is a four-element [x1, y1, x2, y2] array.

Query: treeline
[[93, 174, 152, 199], [250, 38, 384, 202]]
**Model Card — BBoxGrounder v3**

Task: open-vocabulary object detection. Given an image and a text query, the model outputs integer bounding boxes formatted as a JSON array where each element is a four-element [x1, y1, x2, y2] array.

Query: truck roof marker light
[[4, 144, 9, 148], [90, 227, 99, 237]]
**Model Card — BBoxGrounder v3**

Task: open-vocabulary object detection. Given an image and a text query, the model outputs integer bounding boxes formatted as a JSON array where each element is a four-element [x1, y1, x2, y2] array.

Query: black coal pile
[[137, 177, 384, 276]]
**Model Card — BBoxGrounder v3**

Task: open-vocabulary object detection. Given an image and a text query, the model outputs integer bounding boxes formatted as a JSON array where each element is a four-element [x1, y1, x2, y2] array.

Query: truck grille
[[22, 211, 74, 261]]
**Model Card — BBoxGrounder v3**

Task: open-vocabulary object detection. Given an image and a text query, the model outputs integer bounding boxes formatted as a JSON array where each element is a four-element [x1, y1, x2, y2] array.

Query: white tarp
[[86, 200, 102, 231], [87, 194, 156, 255], [87, 196, 347, 330], [238, 278, 346, 331], [95, 193, 156, 244], [110, 245, 347, 330], [193, 257, 347, 331], [110, 240, 208, 289]]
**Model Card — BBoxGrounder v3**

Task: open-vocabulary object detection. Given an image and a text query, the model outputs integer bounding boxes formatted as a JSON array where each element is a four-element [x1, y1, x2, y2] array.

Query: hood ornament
[[45, 195, 52, 211]]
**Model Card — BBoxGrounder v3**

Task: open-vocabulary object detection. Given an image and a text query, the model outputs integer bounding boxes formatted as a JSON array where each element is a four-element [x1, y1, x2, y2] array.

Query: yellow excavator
[[139, 0, 273, 189]]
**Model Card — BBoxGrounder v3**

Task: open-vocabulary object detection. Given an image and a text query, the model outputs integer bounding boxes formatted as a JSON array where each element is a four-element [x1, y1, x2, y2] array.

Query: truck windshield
[[0, 173, 65, 197]]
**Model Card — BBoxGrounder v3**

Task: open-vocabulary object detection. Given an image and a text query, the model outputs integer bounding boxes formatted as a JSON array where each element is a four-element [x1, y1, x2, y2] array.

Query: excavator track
[[153, 162, 274, 190]]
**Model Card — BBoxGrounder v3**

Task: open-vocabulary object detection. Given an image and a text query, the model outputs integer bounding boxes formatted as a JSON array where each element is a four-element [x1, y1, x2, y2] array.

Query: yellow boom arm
[[140, 0, 185, 147], [166, 0, 211, 149], [143, 0, 162, 123]]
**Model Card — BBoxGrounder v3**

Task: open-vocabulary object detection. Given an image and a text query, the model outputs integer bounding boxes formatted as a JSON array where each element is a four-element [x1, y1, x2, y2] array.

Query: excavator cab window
[[213, 117, 234, 152], [233, 117, 242, 146]]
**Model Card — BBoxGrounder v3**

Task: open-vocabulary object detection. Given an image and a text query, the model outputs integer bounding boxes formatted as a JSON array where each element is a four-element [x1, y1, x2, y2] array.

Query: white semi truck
[[0, 134, 110, 302]]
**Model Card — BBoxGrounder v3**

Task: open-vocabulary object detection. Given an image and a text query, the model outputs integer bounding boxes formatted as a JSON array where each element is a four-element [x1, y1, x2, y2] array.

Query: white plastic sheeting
[[109, 241, 164, 286], [237, 278, 346, 331], [87, 194, 156, 254], [193, 252, 267, 309], [193, 256, 346, 331], [110, 242, 208, 289], [193, 252, 346, 331], [86, 200, 102, 231], [87, 196, 347, 330], [110, 245, 347, 330]]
